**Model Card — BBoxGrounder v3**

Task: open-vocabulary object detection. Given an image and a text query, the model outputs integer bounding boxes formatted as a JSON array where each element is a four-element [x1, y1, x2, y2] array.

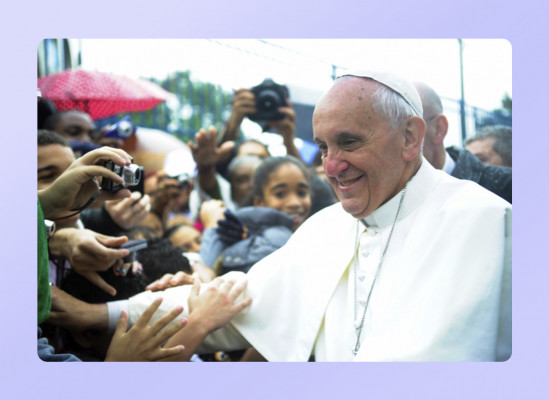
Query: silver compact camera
[[101, 160, 144, 192]]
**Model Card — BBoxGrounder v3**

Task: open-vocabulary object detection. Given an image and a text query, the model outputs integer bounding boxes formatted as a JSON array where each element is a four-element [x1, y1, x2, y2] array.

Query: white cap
[[338, 69, 423, 117]]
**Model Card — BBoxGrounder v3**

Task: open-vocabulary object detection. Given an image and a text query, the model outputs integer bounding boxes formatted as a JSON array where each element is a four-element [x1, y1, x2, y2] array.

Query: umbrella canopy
[[38, 68, 175, 120]]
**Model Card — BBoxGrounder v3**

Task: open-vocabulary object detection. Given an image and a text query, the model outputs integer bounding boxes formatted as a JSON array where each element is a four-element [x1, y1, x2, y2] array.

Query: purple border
[[1, 0, 545, 398]]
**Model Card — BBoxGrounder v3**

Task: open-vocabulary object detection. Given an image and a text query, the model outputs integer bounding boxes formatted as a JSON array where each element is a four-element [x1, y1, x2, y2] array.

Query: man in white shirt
[[121, 70, 511, 361]]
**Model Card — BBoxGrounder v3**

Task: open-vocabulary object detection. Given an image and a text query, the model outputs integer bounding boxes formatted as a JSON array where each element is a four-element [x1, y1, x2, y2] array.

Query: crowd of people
[[37, 70, 512, 362]]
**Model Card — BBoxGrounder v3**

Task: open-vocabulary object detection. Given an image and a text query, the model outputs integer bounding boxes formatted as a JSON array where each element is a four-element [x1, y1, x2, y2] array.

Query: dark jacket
[[447, 146, 512, 203], [200, 207, 294, 274]]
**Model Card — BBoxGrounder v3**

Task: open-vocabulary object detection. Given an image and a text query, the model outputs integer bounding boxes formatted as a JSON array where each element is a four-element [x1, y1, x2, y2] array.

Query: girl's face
[[169, 225, 202, 253], [254, 163, 311, 231]]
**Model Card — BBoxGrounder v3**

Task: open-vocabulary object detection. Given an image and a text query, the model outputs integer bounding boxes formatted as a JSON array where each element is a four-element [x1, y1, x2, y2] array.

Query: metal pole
[[458, 39, 467, 145]]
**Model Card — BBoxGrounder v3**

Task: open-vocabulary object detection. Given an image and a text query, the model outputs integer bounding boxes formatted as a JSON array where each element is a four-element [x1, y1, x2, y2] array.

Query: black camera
[[101, 160, 144, 192], [248, 78, 290, 122]]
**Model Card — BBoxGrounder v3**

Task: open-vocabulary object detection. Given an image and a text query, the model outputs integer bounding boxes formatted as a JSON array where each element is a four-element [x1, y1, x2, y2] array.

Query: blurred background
[[37, 38, 511, 160]]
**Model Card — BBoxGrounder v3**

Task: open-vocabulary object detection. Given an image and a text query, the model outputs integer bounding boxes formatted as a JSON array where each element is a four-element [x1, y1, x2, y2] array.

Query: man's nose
[[323, 151, 349, 177]]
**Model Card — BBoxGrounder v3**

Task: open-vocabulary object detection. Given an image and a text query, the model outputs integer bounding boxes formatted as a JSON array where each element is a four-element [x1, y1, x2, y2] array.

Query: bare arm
[[163, 277, 252, 361]]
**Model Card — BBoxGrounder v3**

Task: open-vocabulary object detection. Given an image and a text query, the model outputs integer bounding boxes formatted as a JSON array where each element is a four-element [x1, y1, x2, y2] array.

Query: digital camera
[[248, 78, 289, 122], [101, 160, 144, 192], [103, 116, 137, 141]]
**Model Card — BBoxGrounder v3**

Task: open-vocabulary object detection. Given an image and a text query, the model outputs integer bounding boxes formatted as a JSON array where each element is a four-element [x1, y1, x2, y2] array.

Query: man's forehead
[[59, 112, 95, 127], [337, 69, 423, 116]]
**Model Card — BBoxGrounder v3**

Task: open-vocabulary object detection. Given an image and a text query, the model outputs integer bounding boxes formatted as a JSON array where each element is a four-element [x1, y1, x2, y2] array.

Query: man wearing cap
[[99, 70, 512, 361]]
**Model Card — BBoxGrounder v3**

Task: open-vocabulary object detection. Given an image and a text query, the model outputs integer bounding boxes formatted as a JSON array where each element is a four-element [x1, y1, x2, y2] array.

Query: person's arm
[[47, 284, 110, 332], [188, 127, 234, 198], [38, 146, 133, 218], [46, 286, 187, 362], [47, 227, 130, 296], [104, 192, 151, 230], [104, 298, 186, 362], [162, 277, 252, 361], [218, 88, 256, 145], [266, 99, 302, 161]]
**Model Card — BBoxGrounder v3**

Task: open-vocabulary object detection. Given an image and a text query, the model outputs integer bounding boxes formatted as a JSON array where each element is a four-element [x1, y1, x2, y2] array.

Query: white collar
[[362, 158, 440, 228], [442, 150, 456, 175]]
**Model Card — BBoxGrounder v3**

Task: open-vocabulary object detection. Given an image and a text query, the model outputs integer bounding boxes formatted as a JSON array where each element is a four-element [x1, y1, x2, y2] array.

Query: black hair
[[61, 267, 147, 304], [135, 237, 192, 283], [38, 129, 70, 147], [38, 98, 57, 129], [43, 109, 87, 132]]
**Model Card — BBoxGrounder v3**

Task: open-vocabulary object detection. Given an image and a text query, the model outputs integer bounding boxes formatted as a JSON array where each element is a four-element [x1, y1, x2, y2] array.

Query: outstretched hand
[[188, 126, 235, 171], [105, 297, 186, 362], [105, 192, 151, 230], [145, 271, 196, 292], [187, 276, 252, 333]]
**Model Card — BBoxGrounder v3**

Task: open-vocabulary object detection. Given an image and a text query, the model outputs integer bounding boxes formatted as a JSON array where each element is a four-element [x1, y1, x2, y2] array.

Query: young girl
[[200, 155, 312, 275]]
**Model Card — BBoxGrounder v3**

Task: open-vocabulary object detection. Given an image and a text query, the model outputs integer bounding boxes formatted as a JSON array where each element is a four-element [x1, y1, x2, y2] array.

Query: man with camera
[[218, 79, 301, 162], [38, 145, 189, 361]]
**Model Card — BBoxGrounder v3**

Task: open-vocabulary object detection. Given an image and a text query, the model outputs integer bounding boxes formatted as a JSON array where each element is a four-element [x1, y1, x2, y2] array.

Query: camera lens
[[257, 90, 280, 112], [123, 164, 142, 186]]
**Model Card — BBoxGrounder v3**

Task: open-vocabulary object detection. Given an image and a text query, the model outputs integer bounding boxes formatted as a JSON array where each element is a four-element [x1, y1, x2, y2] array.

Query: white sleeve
[[126, 272, 251, 353], [106, 300, 128, 333]]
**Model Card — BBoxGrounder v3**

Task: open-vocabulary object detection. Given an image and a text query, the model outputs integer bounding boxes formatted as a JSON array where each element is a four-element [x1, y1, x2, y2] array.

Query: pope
[[119, 70, 511, 361]]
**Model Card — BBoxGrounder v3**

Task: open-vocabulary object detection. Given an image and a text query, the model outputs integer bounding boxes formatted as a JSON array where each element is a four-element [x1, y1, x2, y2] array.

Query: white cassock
[[127, 159, 511, 362]]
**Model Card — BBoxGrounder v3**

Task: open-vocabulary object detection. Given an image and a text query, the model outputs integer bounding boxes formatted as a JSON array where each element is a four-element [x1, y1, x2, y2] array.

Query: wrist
[[38, 189, 58, 218], [85, 303, 109, 331], [47, 227, 75, 258], [186, 312, 214, 336]]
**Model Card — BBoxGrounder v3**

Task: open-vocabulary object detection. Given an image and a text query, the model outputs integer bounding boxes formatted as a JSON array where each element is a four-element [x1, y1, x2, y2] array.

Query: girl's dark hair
[[242, 155, 311, 207]]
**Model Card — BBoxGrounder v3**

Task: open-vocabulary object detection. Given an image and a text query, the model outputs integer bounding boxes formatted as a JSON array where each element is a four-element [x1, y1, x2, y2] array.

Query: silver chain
[[353, 185, 407, 356]]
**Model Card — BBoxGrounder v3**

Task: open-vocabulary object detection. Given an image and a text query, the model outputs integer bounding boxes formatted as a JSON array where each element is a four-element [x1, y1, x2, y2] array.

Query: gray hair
[[467, 125, 512, 166], [371, 83, 419, 130], [227, 154, 263, 179]]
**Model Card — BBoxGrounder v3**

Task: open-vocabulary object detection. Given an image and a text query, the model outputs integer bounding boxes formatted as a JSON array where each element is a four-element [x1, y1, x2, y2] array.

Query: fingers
[[113, 310, 129, 336], [145, 273, 175, 291], [171, 271, 196, 286], [149, 304, 185, 337], [75, 146, 132, 168], [130, 261, 143, 276], [156, 344, 185, 360], [79, 270, 117, 296], [134, 297, 163, 328], [190, 279, 202, 298], [95, 234, 128, 248]]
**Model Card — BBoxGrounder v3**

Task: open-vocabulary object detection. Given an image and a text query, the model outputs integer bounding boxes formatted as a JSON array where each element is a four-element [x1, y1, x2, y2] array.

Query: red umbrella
[[38, 68, 175, 119]]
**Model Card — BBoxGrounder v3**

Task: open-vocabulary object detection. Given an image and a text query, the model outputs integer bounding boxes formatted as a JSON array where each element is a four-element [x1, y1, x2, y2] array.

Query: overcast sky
[[79, 38, 511, 111]]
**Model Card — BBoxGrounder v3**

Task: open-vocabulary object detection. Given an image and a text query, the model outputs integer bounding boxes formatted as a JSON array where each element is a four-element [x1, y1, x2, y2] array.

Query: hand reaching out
[[48, 228, 130, 296], [105, 192, 151, 230], [145, 271, 196, 292], [187, 276, 252, 333], [104, 297, 186, 362]]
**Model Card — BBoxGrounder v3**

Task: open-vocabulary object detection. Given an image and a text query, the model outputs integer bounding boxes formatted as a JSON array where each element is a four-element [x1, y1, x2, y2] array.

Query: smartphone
[[120, 239, 148, 263]]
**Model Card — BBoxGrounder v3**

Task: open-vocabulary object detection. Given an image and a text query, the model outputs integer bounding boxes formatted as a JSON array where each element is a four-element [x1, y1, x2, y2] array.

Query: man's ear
[[402, 116, 425, 161], [432, 114, 449, 145]]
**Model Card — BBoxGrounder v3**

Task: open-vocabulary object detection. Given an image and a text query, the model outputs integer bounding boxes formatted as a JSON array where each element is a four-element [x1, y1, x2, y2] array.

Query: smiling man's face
[[313, 77, 409, 219]]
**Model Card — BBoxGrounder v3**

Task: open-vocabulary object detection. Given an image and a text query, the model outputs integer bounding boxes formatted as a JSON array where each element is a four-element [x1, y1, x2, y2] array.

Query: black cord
[[49, 190, 101, 221]]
